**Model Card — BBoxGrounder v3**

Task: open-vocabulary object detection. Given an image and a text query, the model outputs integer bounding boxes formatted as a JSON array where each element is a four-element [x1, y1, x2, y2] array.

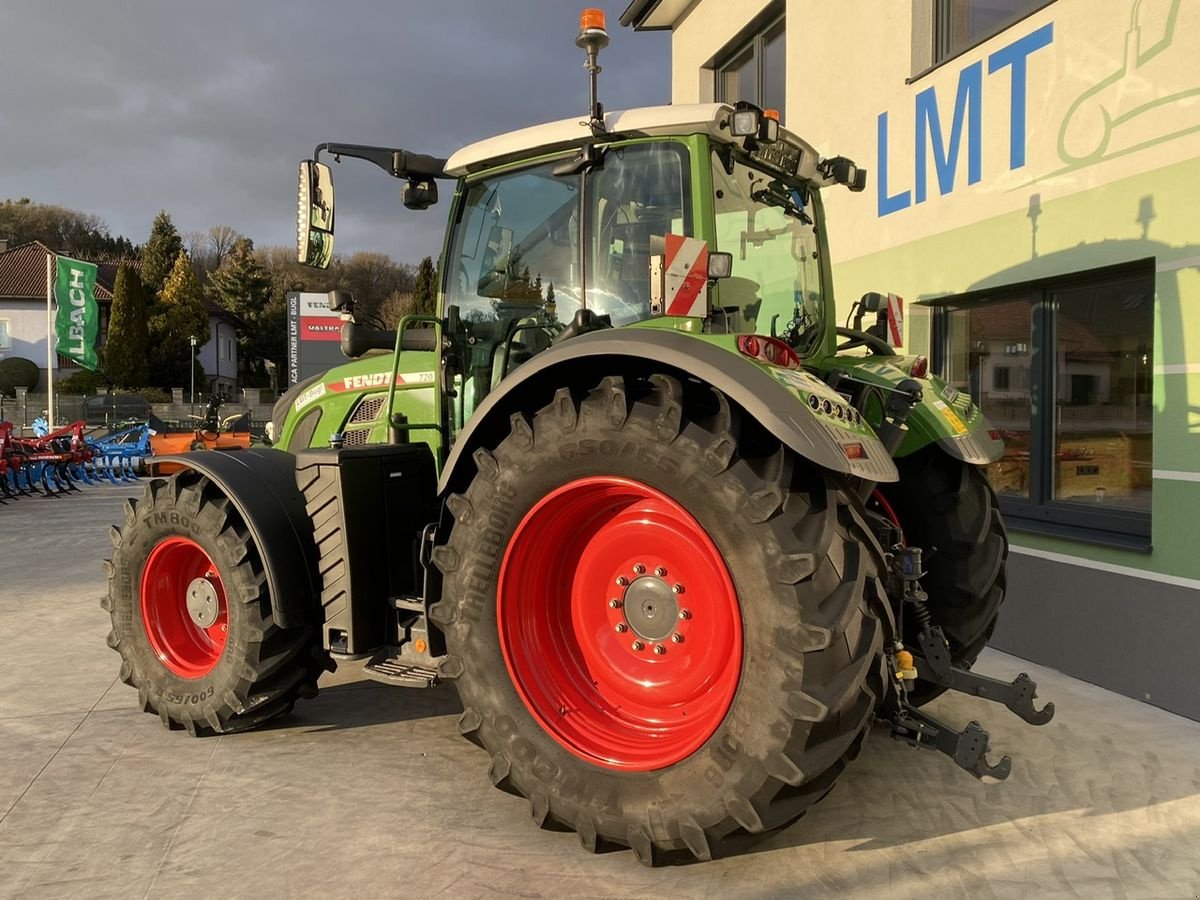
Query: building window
[[933, 261, 1154, 545], [0, 319, 10, 351], [715, 13, 785, 118], [933, 0, 1052, 64]]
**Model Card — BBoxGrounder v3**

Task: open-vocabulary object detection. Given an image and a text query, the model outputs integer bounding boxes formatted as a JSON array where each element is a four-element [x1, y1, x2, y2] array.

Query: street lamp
[[189, 335, 198, 414]]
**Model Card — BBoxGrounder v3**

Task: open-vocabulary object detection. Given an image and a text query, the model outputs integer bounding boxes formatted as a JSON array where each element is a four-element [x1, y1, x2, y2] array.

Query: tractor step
[[362, 646, 441, 688]]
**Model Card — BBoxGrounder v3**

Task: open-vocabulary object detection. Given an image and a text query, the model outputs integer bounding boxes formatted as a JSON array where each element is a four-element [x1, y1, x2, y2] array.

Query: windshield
[[711, 149, 825, 356], [445, 142, 690, 418]]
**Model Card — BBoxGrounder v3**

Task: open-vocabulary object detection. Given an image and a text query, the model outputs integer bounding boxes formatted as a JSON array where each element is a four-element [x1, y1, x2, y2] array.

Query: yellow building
[[624, 0, 1200, 719]]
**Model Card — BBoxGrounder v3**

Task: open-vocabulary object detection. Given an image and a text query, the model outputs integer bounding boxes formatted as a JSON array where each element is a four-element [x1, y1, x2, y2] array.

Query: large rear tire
[[881, 448, 1007, 706], [103, 473, 329, 735], [432, 374, 889, 863]]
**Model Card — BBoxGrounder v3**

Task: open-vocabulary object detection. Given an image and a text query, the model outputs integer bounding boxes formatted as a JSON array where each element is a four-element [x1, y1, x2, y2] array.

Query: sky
[[0, 1, 670, 264]]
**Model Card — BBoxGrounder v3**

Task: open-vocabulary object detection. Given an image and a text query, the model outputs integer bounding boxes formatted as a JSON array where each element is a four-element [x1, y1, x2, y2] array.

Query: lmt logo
[[877, 23, 1054, 217]]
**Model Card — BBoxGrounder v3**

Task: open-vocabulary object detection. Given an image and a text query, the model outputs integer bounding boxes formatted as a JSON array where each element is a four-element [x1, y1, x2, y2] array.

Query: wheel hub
[[186, 576, 219, 628], [622, 576, 677, 641], [497, 476, 742, 771]]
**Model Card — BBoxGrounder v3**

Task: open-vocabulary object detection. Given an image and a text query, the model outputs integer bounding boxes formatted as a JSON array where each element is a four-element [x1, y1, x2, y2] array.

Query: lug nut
[[631, 640, 644, 652], [633, 564, 645, 575], [653, 644, 666, 655], [616, 576, 629, 587], [655, 567, 667, 577], [615, 623, 628, 633], [609, 598, 622, 609], [678, 609, 691, 620], [671, 633, 684, 643], [672, 583, 684, 594]]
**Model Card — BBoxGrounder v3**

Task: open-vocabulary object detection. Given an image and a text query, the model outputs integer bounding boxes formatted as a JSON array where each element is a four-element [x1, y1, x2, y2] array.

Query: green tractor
[[103, 13, 1052, 864]]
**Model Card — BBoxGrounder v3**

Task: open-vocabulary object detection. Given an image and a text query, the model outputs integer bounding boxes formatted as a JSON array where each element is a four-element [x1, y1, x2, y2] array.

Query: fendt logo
[[877, 23, 1054, 217]]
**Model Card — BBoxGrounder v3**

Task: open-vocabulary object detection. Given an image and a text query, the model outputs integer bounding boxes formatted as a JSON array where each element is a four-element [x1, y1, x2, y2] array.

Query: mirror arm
[[313, 143, 450, 181]]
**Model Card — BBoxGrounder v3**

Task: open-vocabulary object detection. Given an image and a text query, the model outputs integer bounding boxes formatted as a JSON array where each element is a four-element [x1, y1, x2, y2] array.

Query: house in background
[[0, 240, 120, 387], [0, 240, 240, 394]]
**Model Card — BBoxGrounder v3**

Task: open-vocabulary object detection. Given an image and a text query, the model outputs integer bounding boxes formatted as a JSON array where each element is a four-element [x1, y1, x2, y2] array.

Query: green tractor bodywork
[[107, 54, 1049, 865], [275, 118, 1001, 480]]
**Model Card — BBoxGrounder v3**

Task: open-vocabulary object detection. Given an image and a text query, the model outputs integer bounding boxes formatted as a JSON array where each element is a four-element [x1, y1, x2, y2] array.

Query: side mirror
[[298, 160, 335, 268], [327, 289, 354, 313], [403, 178, 438, 210]]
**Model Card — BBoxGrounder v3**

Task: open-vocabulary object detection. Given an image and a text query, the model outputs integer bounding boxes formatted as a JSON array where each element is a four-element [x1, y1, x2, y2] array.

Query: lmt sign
[[877, 23, 1054, 217]]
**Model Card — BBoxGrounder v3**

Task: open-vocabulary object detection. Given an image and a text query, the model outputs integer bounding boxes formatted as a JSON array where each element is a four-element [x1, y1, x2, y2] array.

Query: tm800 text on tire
[[431, 373, 890, 864], [103, 473, 330, 735]]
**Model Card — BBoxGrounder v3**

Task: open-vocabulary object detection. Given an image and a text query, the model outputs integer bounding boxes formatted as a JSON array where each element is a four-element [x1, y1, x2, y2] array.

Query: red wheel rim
[[498, 476, 742, 771], [140, 537, 229, 679]]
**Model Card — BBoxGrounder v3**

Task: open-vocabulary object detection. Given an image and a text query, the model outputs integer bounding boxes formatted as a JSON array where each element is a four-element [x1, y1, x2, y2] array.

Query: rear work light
[[737, 335, 801, 369], [910, 355, 929, 378]]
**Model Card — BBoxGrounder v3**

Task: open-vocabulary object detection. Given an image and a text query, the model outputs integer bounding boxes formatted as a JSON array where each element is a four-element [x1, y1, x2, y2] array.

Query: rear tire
[[432, 374, 889, 863], [103, 472, 329, 735], [881, 449, 1007, 706]]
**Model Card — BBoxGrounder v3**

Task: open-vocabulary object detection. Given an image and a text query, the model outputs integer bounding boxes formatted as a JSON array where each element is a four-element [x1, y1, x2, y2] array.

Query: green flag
[[54, 255, 100, 371]]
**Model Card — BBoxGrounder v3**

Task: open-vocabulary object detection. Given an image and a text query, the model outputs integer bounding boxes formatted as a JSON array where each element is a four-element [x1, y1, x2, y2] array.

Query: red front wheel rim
[[498, 476, 743, 771], [140, 537, 229, 679]]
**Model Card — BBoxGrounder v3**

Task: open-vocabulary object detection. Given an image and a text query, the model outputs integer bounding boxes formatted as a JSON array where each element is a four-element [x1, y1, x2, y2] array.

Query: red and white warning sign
[[886, 293, 904, 347], [663, 234, 710, 317]]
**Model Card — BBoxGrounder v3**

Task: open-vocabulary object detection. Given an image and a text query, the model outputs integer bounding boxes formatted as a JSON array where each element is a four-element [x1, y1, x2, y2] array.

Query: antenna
[[576, 9, 610, 136]]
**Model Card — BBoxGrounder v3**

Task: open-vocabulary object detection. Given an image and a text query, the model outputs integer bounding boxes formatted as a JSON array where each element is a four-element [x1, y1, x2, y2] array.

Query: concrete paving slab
[[1, 483, 1198, 898]]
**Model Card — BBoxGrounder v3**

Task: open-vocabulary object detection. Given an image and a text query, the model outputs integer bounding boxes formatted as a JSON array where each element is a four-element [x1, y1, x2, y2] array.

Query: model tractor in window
[[102, 11, 1052, 865]]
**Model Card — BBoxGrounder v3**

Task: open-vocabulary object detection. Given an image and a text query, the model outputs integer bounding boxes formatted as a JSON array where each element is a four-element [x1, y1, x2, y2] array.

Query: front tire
[[432, 375, 889, 863], [103, 473, 328, 735]]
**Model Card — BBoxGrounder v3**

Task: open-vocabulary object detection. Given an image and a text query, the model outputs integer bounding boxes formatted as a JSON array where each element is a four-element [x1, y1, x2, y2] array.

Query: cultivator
[[0, 419, 151, 501]]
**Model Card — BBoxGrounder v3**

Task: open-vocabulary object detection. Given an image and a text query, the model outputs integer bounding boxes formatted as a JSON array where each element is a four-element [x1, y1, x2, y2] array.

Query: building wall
[[656, 0, 1200, 717], [196, 317, 238, 394], [0, 298, 63, 388]]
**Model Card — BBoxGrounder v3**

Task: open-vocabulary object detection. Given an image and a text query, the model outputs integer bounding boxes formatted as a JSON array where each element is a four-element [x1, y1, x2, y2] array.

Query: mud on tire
[[431, 374, 890, 864], [103, 472, 329, 735]]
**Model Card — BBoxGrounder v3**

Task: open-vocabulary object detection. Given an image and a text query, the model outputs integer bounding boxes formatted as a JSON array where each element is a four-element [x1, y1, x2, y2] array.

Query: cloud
[[0, 0, 670, 262]]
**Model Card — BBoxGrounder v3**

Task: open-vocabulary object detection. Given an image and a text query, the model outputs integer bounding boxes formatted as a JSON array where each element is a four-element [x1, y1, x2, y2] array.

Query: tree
[[209, 237, 274, 385], [104, 262, 151, 388], [0, 357, 39, 396], [149, 250, 209, 390], [140, 210, 182, 299], [411, 256, 439, 317], [0, 197, 135, 257]]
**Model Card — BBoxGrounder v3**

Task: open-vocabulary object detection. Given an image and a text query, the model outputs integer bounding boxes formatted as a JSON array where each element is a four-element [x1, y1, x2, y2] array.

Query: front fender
[[153, 449, 319, 628], [438, 329, 899, 495], [837, 358, 1004, 465]]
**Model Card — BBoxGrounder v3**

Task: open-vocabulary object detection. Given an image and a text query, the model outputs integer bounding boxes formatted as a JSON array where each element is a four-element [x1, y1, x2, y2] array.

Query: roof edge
[[619, 0, 664, 28]]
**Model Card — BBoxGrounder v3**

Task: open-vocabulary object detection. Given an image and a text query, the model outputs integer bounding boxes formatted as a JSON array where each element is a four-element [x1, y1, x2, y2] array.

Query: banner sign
[[54, 255, 100, 371], [286, 291, 345, 386]]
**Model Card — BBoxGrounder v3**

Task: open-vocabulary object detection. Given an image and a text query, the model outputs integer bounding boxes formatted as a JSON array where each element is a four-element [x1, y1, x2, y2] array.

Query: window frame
[[0, 318, 11, 351], [930, 259, 1155, 549], [913, 0, 1056, 81], [714, 10, 786, 117]]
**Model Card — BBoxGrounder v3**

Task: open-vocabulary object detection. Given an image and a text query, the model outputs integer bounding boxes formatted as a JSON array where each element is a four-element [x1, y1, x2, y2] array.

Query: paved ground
[[1, 483, 1198, 899]]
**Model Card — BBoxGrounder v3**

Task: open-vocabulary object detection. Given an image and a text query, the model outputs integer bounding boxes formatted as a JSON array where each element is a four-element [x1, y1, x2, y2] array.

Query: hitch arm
[[914, 628, 1055, 726], [891, 707, 1012, 781]]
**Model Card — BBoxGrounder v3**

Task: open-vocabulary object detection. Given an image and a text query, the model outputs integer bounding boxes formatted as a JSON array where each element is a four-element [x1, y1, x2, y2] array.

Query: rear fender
[[153, 449, 318, 628], [438, 329, 899, 495]]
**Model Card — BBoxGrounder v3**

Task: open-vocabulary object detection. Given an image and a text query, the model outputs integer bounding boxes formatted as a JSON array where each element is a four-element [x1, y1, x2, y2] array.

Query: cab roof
[[443, 102, 826, 183]]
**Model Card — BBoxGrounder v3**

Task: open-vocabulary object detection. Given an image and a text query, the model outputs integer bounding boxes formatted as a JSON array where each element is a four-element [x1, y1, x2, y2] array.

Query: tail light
[[910, 355, 929, 378], [737, 335, 801, 369]]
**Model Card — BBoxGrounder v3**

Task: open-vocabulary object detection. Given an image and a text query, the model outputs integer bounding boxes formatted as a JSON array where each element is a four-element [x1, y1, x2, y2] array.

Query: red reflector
[[989, 429, 1003, 441], [737, 334, 800, 368], [911, 355, 929, 378], [842, 442, 867, 460]]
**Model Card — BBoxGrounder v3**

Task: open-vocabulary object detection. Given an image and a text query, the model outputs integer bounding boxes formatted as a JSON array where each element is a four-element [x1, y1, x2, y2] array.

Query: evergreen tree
[[209, 237, 274, 385], [149, 251, 209, 390], [140, 210, 183, 299], [104, 262, 150, 388], [412, 255, 439, 317]]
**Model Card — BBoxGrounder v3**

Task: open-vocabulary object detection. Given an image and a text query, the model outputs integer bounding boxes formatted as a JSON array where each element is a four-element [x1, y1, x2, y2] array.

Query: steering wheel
[[836, 326, 896, 356]]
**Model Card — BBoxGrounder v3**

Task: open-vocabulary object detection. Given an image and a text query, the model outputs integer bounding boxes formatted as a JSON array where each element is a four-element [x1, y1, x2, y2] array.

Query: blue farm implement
[[0, 420, 146, 501], [86, 422, 152, 484]]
